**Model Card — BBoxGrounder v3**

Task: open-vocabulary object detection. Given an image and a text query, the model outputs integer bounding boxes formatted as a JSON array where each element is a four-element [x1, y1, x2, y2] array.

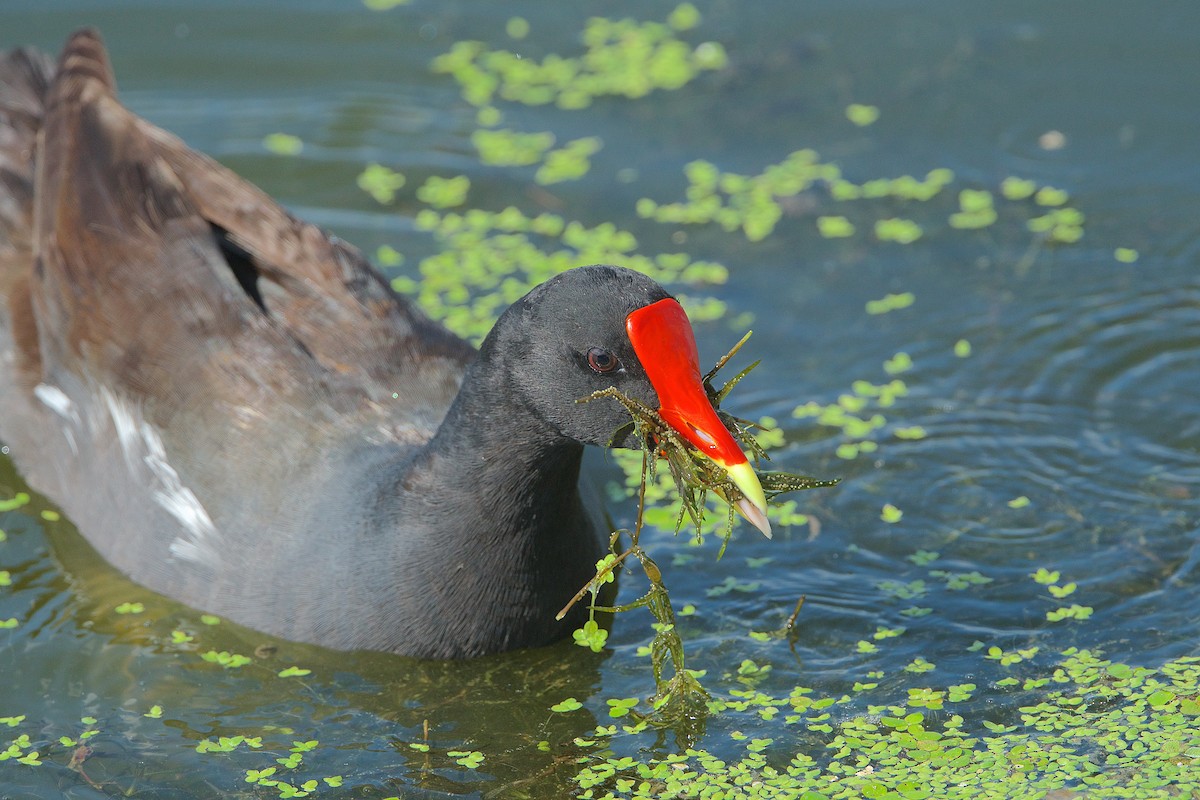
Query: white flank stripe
[[34, 383, 80, 425], [94, 386, 222, 568], [138, 421, 221, 568]]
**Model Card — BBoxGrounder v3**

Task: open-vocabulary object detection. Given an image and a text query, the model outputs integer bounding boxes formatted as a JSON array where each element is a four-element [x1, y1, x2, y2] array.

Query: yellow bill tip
[[726, 461, 771, 538]]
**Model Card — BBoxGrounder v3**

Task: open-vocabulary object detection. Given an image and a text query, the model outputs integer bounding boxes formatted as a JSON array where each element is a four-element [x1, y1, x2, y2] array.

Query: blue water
[[2, 1, 1198, 796]]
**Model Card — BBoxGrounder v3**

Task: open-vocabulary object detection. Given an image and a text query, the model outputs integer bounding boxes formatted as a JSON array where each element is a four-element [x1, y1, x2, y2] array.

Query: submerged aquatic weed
[[559, 334, 836, 726]]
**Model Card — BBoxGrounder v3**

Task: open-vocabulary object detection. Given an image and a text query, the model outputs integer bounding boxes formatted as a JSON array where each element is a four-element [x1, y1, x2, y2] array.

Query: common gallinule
[[0, 30, 769, 658]]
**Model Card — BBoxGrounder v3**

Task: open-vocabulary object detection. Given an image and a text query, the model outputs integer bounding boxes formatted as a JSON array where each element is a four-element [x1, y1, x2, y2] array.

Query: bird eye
[[586, 347, 619, 374]]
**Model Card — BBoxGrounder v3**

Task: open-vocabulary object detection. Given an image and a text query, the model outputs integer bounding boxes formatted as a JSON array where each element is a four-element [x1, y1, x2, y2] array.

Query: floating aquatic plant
[[356, 163, 406, 205], [472, 128, 556, 167], [261, 132, 303, 156], [845, 103, 881, 127], [791, 356, 913, 461], [432, 7, 726, 111], [415, 175, 470, 209], [635, 137, 1096, 255], [427, 5, 727, 193], [568, 649, 1200, 799], [392, 203, 730, 345], [536, 136, 603, 185]]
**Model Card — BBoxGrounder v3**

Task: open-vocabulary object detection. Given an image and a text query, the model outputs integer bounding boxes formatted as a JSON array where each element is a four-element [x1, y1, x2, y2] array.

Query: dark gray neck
[[362, 354, 604, 658], [422, 345, 589, 530]]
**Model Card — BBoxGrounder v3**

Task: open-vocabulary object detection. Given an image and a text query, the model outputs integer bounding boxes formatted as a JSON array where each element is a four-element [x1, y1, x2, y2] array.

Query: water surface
[[2, 1, 1198, 797]]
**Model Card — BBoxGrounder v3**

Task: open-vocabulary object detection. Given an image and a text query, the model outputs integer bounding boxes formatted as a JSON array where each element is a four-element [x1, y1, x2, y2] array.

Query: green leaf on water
[[1048, 582, 1077, 598], [1000, 176, 1037, 200], [262, 133, 303, 156], [816, 216, 855, 238], [0, 493, 30, 512], [357, 163, 406, 205], [572, 620, 609, 653], [846, 103, 880, 127], [278, 666, 312, 678], [551, 698, 583, 713], [416, 175, 470, 209], [505, 17, 529, 39], [1032, 568, 1060, 585]]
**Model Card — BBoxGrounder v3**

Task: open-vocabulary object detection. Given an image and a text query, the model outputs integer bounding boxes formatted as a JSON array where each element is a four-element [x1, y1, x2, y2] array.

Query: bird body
[[0, 30, 767, 658]]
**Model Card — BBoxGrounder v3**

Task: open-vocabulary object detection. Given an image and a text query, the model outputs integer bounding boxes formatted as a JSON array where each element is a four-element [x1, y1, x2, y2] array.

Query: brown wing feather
[[20, 28, 472, 438], [0, 46, 54, 382]]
